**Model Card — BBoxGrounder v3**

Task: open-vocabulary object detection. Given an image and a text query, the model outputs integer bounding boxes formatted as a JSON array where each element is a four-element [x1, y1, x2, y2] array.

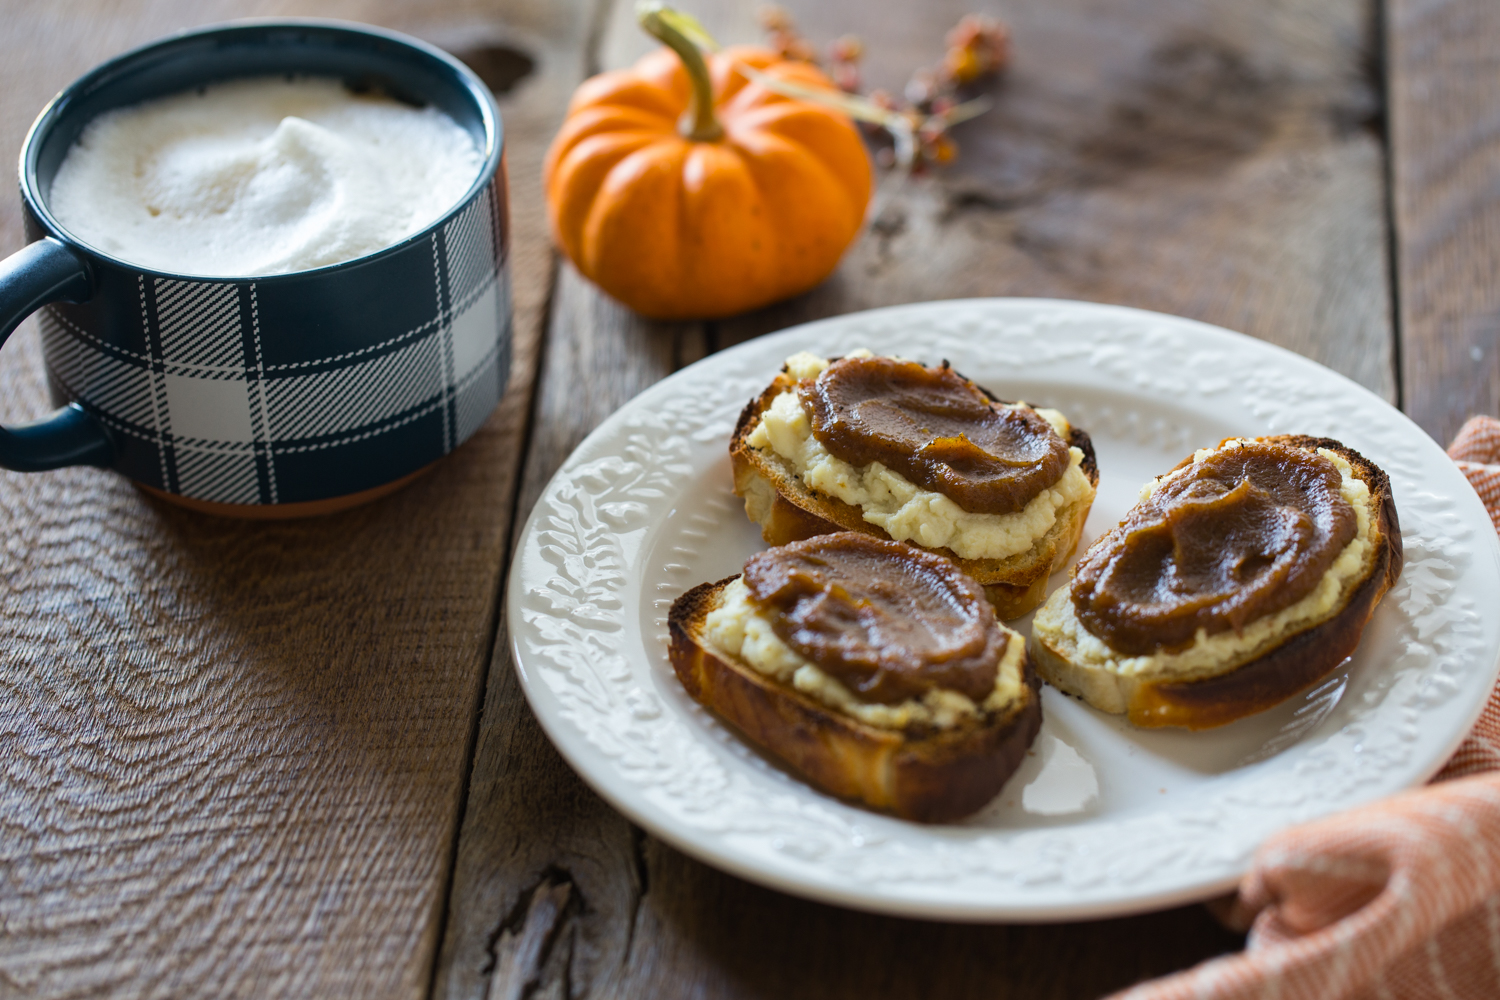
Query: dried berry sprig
[[650, 4, 1002, 171], [827, 35, 862, 93], [759, 4, 819, 64], [945, 14, 1010, 86], [754, 4, 1009, 170]]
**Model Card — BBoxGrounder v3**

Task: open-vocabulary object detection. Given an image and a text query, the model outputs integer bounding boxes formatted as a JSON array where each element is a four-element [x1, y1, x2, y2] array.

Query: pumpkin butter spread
[[745, 351, 1094, 560], [1034, 439, 1378, 683], [702, 534, 1026, 731]]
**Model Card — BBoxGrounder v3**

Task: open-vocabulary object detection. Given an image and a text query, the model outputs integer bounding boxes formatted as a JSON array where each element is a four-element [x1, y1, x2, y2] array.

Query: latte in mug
[[0, 21, 511, 513], [49, 75, 482, 277]]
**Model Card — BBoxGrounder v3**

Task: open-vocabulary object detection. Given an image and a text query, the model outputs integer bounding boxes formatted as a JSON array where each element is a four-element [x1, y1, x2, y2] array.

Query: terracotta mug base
[[136, 461, 436, 519]]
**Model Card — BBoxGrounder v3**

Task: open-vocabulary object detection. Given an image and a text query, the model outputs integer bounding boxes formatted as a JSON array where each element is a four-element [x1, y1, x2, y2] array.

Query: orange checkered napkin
[[1111, 417, 1500, 1000]]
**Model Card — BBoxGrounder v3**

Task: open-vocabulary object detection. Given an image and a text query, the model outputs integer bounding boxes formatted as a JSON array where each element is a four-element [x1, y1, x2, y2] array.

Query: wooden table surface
[[0, 0, 1495, 997]]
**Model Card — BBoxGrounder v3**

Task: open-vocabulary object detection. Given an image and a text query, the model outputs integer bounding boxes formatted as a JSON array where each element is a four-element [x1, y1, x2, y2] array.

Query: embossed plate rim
[[507, 298, 1500, 921]]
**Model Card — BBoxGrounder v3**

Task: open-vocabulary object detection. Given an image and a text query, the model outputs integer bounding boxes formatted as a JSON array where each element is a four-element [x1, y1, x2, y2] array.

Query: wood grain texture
[[1388, 0, 1500, 441], [0, 2, 555, 996], [434, 0, 1404, 995]]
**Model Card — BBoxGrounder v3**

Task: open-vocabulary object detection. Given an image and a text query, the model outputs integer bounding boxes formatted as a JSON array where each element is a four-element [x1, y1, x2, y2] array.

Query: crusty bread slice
[[1031, 436, 1403, 730], [729, 371, 1100, 620], [669, 576, 1043, 823]]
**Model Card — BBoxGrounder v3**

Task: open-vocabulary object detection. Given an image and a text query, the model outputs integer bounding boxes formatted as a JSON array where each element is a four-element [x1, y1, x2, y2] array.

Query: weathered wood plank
[[430, 261, 709, 1000], [1388, 0, 1500, 442], [441, 0, 1393, 997], [617, 844, 1244, 999], [711, 1, 1396, 401], [0, 1, 559, 996]]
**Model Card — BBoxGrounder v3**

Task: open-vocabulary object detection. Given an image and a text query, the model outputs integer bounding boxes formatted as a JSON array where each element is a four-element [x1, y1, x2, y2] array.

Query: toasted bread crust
[[669, 576, 1042, 823], [1031, 436, 1402, 730], [729, 371, 1099, 620]]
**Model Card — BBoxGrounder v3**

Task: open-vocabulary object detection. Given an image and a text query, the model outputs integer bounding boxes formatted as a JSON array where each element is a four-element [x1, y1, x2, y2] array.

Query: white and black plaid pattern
[[155, 280, 244, 372], [39, 184, 510, 505]]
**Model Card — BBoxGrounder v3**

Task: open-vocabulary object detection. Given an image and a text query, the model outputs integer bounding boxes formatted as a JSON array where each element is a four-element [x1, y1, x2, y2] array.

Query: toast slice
[[730, 365, 1100, 620], [1030, 435, 1403, 730], [669, 576, 1043, 823]]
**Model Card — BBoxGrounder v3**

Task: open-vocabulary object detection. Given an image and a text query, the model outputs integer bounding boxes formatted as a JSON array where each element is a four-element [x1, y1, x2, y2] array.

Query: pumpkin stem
[[637, 2, 724, 142]]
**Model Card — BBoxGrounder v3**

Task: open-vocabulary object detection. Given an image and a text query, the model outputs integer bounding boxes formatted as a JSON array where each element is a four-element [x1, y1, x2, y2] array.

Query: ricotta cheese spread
[[703, 577, 1027, 731], [1033, 444, 1378, 683], [746, 351, 1093, 561]]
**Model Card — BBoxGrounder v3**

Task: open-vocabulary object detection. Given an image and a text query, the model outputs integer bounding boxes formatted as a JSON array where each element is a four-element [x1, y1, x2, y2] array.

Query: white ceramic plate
[[508, 299, 1500, 921]]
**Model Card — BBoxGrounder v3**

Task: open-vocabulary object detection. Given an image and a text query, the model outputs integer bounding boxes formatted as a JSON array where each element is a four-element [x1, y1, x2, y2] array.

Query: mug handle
[[0, 237, 113, 471]]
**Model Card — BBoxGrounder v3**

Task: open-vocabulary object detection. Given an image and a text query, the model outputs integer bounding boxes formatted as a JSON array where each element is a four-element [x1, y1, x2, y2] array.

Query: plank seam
[[1377, 0, 1407, 415]]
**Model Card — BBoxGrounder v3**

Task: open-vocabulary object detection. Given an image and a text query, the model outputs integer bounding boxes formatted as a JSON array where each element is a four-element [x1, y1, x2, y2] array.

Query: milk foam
[[49, 76, 482, 276]]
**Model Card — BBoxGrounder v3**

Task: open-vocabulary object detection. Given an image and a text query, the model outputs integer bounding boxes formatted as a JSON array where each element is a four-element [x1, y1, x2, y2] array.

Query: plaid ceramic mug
[[0, 20, 511, 516]]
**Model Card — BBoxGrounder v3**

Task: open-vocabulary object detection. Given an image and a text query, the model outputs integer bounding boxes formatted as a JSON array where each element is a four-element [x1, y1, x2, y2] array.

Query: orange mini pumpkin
[[543, 7, 873, 320]]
